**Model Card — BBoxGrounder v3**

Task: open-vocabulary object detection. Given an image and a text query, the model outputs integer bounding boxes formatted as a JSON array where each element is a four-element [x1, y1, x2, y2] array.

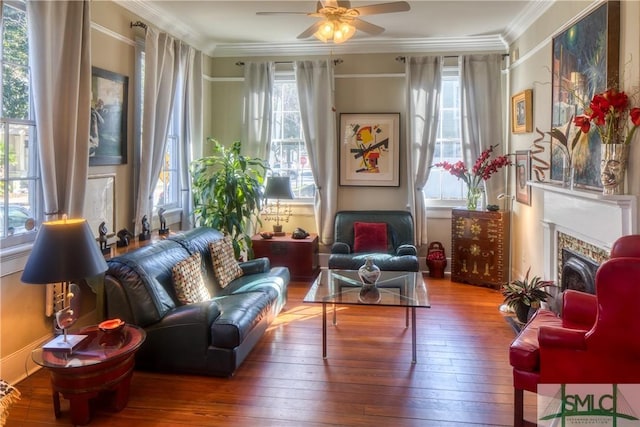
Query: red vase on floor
[[426, 241, 447, 278]]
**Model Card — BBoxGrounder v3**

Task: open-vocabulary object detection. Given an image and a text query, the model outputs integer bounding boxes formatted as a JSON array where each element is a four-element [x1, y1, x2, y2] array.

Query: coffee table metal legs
[[322, 303, 418, 363], [411, 307, 417, 364], [322, 302, 327, 359]]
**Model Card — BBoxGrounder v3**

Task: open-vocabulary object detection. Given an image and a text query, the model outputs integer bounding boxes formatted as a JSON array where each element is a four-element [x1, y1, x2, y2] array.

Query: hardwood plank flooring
[[6, 275, 539, 426]]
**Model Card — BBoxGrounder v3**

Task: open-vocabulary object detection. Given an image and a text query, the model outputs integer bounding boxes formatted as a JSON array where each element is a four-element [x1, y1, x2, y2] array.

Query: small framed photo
[[515, 150, 531, 206], [339, 113, 400, 187], [511, 89, 533, 134], [90, 67, 128, 166]]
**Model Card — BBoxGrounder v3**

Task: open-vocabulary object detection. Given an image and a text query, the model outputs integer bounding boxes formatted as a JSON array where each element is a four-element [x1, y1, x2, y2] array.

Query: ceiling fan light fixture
[[313, 18, 355, 44]]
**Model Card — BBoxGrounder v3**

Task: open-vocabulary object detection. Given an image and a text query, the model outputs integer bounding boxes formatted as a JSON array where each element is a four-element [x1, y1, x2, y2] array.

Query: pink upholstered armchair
[[509, 234, 640, 426]]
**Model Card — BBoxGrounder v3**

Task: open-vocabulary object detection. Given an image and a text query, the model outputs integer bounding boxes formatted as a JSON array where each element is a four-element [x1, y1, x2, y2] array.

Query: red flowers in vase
[[433, 144, 511, 189], [574, 88, 640, 145]]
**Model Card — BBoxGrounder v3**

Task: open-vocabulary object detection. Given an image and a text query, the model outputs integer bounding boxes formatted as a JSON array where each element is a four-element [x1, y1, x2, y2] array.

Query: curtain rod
[[395, 54, 509, 63], [130, 21, 148, 31], [236, 59, 343, 66]]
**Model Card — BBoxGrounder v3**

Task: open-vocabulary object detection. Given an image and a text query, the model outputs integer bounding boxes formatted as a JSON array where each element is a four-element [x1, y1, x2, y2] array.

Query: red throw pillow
[[353, 222, 388, 253]]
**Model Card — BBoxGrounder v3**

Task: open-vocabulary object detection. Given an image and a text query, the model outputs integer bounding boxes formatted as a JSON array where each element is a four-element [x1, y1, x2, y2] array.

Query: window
[[0, 0, 39, 245], [134, 40, 180, 213], [424, 67, 464, 204], [269, 76, 312, 199]]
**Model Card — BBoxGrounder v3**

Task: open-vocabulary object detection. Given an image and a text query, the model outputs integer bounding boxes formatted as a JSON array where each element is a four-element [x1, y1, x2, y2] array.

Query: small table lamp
[[21, 217, 108, 351], [262, 176, 294, 236]]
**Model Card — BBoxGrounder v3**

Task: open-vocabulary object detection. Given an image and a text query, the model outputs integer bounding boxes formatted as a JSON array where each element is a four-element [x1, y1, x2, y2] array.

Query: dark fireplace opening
[[561, 248, 599, 294]]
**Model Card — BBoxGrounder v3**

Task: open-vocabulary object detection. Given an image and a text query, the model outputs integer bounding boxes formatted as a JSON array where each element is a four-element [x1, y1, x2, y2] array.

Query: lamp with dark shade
[[21, 217, 108, 351], [262, 176, 294, 236]]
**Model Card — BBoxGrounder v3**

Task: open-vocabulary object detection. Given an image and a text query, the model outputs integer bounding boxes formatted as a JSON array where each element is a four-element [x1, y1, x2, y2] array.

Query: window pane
[[1, 2, 39, 244], [282, 112, 300, 140], [269, 78, 312, 199], [6, 123, 32, 178], [425, 72, 463, 202]]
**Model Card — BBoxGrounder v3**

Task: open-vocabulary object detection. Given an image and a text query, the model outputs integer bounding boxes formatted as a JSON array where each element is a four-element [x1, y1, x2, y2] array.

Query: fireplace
[[560, 248, 599, 294], [534, 183, 636, 314]]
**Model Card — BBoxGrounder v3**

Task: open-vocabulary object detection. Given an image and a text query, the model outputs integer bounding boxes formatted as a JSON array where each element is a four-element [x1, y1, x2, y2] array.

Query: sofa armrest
[[396, 244, 417, 256], [331, 242, 351, 254], [158, 300, 222, 327], [239, 257, 270, 275], [539, 326, 587, 350]]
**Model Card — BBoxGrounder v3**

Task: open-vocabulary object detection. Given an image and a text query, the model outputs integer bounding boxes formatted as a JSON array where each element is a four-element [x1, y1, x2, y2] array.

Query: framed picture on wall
[[90, 67, 128, 166], [511, 89, 532, 134], [515, 150, 531, 206], [339, 113, 400, 187], [83, 174, 116, 238], [549, 1, 619, 188]]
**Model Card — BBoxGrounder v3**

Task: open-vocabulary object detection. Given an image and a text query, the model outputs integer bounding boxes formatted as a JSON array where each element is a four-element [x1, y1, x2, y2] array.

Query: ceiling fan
[[257, 1, 411, 44]]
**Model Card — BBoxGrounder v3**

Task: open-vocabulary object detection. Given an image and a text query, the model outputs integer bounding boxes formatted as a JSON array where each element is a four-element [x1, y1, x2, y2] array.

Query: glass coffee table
[[303, 269, 430, 363]]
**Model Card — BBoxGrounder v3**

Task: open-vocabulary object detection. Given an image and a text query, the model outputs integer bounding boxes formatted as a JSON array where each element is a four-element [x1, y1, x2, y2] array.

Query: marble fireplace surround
[[531, 183, 637, 285]]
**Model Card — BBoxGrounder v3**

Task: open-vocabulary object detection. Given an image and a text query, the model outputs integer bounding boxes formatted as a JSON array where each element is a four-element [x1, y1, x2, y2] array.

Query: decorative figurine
[[116, 228, 134, 247], [98, 221, 111, 255], [139, 215, 151, 241], [158, 208, 170, 235]]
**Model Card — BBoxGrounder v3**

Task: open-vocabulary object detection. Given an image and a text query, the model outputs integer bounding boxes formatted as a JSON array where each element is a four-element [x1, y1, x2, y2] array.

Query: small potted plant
[[501, 267, 555, 324]]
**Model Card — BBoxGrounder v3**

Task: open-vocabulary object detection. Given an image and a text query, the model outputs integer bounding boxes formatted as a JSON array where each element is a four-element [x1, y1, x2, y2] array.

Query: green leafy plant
[[191, 139, 268, 259], [502, 267, 555, 323], [501, 267, 555, 308]]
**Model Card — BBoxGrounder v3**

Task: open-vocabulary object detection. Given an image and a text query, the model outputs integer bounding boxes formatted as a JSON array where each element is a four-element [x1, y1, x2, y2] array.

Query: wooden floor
[[7, 275, 538, 426]]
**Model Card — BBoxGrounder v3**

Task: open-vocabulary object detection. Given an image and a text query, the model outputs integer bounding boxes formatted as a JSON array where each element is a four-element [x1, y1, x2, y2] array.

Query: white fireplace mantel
[[530, 181, 637, 280]]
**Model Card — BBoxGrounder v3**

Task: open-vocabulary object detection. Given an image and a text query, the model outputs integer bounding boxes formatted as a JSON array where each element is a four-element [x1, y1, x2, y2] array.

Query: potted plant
[[501, 267, 555, 324], [191, 139, 268, 259]]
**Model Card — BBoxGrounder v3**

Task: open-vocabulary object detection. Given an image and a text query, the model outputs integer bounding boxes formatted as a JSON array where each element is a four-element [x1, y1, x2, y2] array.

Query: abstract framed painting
[[90, 67, 128, 166], [339, 113, 400, 187], [550, 1, 619, 188]]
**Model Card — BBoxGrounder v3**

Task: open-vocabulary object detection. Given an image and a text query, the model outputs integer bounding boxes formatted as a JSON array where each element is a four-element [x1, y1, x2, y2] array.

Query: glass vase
[[466, 186, 482, 210]]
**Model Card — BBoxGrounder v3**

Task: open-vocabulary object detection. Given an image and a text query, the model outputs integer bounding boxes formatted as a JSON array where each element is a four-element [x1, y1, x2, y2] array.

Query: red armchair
[[509, 235, 640, 426]]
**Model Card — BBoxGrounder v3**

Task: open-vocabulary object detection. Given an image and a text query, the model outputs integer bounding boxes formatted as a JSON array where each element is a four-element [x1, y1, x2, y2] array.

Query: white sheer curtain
[[242, 62, 274, 160], [134, 28, 179, 234], [295, 60, 337, 245], [405, 56, 442, 246], [177, 44, 203, 230], [27, 0, 91, 219], [460, 54, 506, 204]]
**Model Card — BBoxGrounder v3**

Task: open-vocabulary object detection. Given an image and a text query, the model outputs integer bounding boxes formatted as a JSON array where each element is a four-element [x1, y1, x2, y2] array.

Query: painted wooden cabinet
[[252, 233, 319, 282], [451, 209, 509, 288]]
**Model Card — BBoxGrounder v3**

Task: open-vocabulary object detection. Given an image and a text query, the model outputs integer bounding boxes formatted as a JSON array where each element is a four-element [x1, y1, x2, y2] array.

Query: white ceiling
[[116, 0, 555, 57]]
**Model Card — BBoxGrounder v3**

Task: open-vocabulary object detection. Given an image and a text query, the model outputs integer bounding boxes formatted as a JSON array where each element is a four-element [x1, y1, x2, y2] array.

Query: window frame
[[0, 0, 41, 251], [424, 65, 465, 209], [269, 72, 313, 202]]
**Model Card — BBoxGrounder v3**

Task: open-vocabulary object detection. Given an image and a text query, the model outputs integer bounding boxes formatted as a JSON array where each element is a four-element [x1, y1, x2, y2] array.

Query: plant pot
[[514, 302, 531, 324]]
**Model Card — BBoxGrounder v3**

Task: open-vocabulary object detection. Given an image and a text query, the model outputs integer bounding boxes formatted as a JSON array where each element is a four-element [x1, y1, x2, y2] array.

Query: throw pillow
[[209, 236, 244, 288], [353, 222, 388, 252], [172, 252, 210, 304]]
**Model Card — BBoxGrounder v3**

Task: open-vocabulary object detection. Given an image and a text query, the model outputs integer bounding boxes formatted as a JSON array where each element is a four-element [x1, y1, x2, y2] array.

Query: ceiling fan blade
[[297, 21, 323, 39], [355, 1, 411, 16], [351, 18, 385, 35], [256, 11, 309, 15]]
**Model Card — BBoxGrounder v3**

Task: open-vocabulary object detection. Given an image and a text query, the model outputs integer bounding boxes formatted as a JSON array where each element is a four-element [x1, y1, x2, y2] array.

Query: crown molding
[[211, 35, 508, 58], [502, 0, 556, 45]]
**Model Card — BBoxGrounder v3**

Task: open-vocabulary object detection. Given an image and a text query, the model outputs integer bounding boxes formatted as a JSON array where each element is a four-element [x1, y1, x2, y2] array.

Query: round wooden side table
[[31, 324, 146, 425]]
